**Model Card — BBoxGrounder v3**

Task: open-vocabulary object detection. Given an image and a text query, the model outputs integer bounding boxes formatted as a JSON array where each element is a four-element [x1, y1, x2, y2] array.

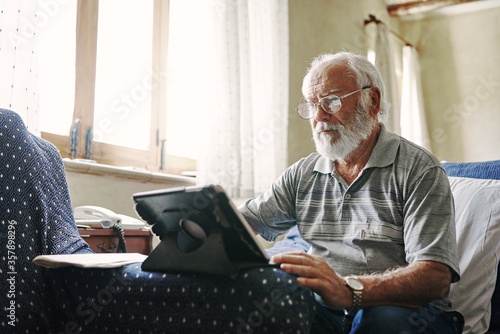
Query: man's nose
[[314, 104, 331, 123]]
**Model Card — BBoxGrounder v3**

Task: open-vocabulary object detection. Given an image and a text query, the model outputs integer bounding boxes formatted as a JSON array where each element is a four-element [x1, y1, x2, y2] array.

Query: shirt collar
[[313, 123, 401, 174], [313, 154, 334, 174], [365, 123, 400, 169]]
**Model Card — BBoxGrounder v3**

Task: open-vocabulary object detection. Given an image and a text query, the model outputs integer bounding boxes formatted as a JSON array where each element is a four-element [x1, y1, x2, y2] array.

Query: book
[[33, 253, 147, 269]]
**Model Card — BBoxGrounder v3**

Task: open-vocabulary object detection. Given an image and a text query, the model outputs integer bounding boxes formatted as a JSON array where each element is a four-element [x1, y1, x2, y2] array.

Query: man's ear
[[369, 87, 381, 117]]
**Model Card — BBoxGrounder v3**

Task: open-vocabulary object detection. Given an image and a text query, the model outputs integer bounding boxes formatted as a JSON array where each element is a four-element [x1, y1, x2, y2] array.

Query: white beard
[[311, 106, 376, 161]]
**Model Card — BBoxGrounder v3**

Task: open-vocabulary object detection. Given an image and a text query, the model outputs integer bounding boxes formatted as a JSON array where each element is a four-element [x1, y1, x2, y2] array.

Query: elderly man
[[239, 52, 463, 333]]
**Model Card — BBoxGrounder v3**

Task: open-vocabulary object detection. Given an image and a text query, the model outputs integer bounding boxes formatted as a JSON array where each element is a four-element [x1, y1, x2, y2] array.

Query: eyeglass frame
[[295, 86, 372, 120]]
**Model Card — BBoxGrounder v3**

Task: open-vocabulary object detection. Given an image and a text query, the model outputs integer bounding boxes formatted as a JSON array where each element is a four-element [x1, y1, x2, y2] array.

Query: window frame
[[40, 0, 195, 175]]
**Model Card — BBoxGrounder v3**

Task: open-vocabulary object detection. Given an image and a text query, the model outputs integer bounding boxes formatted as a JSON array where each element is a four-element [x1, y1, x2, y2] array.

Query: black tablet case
[[133, 185, 271, 276]]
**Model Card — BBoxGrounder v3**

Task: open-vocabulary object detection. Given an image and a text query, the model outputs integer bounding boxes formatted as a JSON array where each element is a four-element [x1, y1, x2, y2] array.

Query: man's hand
[[271, 252, 453, 310], [271, 251, 352, 309]]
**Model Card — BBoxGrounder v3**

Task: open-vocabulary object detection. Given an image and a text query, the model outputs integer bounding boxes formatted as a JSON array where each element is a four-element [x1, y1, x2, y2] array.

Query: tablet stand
[[140, 193, 271, 276], [141, 229, 238, 276]]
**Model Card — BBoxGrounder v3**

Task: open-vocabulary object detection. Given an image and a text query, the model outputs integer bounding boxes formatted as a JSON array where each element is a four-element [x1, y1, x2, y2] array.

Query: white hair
[[303, 52, 389, 123]]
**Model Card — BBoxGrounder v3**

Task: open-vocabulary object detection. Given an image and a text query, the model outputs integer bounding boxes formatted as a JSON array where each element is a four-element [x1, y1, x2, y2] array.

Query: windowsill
[[62, 158, 197, 185]]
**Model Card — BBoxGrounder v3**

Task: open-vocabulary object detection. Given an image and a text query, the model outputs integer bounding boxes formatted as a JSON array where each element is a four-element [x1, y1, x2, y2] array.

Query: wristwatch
[[344, 277, 364, 316], [341, 277, 364, 333]]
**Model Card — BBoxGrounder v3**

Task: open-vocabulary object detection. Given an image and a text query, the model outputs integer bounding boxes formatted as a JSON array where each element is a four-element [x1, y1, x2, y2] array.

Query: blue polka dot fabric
[[0, 109, 315, 333]]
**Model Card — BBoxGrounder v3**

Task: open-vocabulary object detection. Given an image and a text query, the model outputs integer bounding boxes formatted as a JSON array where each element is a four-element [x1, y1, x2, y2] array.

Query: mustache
[[313, 123, 344, 133]]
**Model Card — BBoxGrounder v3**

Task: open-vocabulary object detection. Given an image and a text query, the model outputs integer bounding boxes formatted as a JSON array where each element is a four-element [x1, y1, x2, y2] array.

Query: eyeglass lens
[[297, 96, 341, 119], [296, 86, 371, 120], [321, 97, 341, 113]]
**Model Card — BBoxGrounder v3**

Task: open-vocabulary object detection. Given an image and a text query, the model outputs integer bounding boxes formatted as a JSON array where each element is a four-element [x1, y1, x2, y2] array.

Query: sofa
[[268, 161, 500, 334], [0, 109, 315, 334]]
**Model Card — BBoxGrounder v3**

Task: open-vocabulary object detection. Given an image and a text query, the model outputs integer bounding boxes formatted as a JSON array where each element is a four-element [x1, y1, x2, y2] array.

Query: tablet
[[133, 185, 271, 275]]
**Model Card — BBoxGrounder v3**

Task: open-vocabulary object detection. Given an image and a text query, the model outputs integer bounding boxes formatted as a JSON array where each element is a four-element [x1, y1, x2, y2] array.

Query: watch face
[[346, 277, 364, 290]]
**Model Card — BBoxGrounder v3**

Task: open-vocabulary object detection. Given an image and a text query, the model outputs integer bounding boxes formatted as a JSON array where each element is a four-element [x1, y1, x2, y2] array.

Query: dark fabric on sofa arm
[[0, 108, 316, 333]]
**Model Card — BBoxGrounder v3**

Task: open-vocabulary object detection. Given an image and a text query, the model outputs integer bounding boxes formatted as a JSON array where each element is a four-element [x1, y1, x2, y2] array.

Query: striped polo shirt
[[240, 124, 460, 282]]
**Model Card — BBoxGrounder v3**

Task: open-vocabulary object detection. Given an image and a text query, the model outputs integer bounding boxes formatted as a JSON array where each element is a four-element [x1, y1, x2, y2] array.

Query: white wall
[[399, 2, 500, 162]]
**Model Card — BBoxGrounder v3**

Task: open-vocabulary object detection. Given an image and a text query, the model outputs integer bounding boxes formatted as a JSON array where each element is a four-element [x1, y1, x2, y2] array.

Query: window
[[38, 0, 195, 175], [93, 0, 153, 151], [163, 0, 208, 160], [38, 0, 76, 136]]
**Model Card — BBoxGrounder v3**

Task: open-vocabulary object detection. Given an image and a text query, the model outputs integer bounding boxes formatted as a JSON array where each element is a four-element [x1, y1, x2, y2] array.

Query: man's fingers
[[271, 251, 313, 265], [296, 276, 323, 289], [278, 263, 318, 278], [295, 277, 334, 297]]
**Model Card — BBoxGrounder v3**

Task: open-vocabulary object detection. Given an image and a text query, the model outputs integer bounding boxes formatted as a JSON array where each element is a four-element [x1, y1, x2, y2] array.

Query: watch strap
[[345, 289, 362, 316], [342, 278, 363, 333], [341, 315, 354, 334]]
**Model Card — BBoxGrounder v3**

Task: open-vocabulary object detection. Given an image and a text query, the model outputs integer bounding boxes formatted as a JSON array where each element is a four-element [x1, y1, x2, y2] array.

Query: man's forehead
[[303, 64, 354, 98], [303, 85, 341, 99]]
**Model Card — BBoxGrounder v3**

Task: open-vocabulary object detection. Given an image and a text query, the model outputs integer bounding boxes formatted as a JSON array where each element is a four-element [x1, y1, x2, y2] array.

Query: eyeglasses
[[295, 86, 372, 120]]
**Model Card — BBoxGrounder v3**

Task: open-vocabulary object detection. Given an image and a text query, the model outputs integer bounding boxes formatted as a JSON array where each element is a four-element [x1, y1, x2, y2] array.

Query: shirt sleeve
[[238, 162, 301, 242], [403, 165, 461, 282]]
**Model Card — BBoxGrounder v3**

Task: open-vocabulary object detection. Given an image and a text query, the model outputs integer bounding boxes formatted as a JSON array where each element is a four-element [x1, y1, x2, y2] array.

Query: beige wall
[[288, 1, 500, 164], [288, 0, 390, 165], [64, 160, 195, 219], [399, 4, 500, 162]]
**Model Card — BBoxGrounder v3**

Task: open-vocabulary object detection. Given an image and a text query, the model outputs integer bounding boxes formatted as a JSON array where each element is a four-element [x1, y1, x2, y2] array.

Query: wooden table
[[78, 228, 153, 255]]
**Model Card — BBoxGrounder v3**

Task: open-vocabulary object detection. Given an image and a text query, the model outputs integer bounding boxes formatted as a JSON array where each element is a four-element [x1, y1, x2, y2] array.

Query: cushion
[[448, 177, 500, 334], [443, 160, 500, 180], [443, 160, 500, 333]]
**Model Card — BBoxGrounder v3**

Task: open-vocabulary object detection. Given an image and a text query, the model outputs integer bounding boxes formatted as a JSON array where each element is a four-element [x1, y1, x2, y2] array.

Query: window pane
[[38, 1, 76, 135], [94, 0, 153, 150], [166, 0, 213, 160]]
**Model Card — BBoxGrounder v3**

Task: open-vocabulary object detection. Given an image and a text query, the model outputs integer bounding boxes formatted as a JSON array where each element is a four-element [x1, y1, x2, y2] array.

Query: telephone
[[74, 205, 147, 230]]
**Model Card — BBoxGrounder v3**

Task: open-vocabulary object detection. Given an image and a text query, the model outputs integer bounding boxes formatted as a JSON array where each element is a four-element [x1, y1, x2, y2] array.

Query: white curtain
[[0, 1, 39, 134], [368, 23, 430, 151], [367, 23, 400, 133], [400, 45, 430, 151], [168, 0, 289, 199]]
